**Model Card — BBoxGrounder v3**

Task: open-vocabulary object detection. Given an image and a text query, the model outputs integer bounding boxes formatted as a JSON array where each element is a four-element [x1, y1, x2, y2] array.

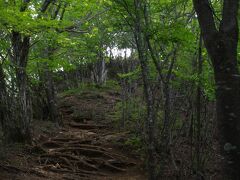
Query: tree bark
[[43, 62, 58, 123], [134, 0, 156, 179], [0, 63, 12, 142], [1, 0, 55, 143], [193, 0, 240, 178], [196, 33, 203, 174], [11, 31, 32, 143]]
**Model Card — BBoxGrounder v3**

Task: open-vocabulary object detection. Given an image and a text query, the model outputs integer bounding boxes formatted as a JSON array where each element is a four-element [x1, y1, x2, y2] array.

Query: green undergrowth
[[107, 96, 146, 157], [108, 95, 186, 159], [124, 134, 144, 154], [59, 80, 120, 97]]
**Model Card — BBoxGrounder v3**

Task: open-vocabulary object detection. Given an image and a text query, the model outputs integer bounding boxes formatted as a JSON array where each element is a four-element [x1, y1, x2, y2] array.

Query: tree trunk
[[1, 0, 55, 143], [213, 43, 240, 178], [162, 83, 171, 150], [195, 33, 203, 175], [40, 46, 59, 124], [0, 63, 12, 142], [11, 32, 32, 143], [134, 0, 156, 179], [92, 55, 107, 86], [193, 0, 240, 178], [44, 64, 58, 124]]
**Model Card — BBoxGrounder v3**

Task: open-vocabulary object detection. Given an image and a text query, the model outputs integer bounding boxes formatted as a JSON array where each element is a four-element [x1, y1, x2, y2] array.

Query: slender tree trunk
[[0, 63, 6, 127], [0, 63, 12, 141], [40, 46, 59, 124], [134, 0, 156, 179], [162, 83, 171, 149], [92, 51, 107, 86], [44, 64, 58, 123], [196, 33, 203, 175]]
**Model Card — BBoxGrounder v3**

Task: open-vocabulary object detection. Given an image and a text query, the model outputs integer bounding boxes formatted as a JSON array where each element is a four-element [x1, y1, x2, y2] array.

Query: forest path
[[0, 88, 146, 180]]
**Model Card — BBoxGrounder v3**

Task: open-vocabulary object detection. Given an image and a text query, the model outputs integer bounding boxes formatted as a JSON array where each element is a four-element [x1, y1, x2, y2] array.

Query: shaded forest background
[[0, 0, 240, 179]]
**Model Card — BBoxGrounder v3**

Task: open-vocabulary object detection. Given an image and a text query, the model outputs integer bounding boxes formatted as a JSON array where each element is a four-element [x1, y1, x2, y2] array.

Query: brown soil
[[0, 90, 147, 180]]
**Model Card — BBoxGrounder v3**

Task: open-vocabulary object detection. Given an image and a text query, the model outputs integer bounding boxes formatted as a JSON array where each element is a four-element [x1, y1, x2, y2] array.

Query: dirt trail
[[0, 90, 146, 180]]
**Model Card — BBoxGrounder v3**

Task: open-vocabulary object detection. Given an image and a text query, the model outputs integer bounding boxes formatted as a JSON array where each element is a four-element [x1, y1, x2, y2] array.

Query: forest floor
[[0, 87, 147, 180]]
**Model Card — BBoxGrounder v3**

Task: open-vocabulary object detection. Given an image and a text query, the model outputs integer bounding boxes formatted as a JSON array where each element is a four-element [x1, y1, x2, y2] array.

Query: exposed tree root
[[43, 165, 105, 177], [40, 152, 98, 171], [30, 97, 139, 179], [69, 122, 106, 130], [51, 137, 92, 144], [27, 145, 47, 154], [101, 161, 126, 172], [28, 169, 48, 178], [0, 93, 144, 180], [37, 140, 134, 177], [34, 129, 136, 179], [41, 141, 62, 148], [0, 164, 47, 178], [0, 164, 25, 174]]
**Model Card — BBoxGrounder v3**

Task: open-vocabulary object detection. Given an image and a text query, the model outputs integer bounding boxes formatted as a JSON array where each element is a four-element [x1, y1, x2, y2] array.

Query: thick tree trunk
[[11, 31, 32, 143], [213, 44, 240, 178], [193, 0, 240, 178], [1, 0, 54, 143]]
